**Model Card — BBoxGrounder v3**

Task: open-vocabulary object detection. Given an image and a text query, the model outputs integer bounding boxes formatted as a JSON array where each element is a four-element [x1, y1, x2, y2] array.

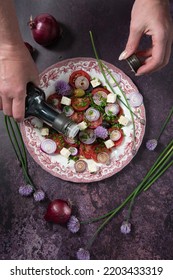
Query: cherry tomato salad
[[36, 69, 132, 173]]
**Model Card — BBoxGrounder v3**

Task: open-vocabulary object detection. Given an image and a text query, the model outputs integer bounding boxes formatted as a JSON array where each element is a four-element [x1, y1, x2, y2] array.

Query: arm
[[0, 0, 39, 121], [119, 0, 173, 75]]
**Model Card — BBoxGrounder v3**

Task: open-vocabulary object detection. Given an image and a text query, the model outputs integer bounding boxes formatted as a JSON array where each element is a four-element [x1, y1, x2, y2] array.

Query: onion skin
[[44, 199, 72, 224], [29, 13, 61, 46]]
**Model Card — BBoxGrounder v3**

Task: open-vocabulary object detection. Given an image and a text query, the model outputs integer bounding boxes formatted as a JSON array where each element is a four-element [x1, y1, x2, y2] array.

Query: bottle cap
[[126, 54, 142, 73], [67, 123, 80, 138]]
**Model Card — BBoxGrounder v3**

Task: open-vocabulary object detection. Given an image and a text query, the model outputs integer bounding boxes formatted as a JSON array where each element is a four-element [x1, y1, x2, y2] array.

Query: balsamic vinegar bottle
[[25, 82, 79, 138]]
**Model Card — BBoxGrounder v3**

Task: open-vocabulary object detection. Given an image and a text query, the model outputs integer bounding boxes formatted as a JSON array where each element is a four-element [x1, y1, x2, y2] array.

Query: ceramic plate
[[20, 57, 146, 183]]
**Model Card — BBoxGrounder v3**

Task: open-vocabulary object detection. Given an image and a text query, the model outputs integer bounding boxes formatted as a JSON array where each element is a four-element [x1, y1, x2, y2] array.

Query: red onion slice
[[79, 129, 96, 144], [40, 139, 57, 154], [63, 106, 74, 117], [110, 130, 121, 141], [74, 160, 87, 173], [68, 147, 78, 156], [128, 92, 143, 107], [75, 76, 90, 90], [93, 91, 107, 106], [85, 107, 100, 122], [105, 103, 120, 116]]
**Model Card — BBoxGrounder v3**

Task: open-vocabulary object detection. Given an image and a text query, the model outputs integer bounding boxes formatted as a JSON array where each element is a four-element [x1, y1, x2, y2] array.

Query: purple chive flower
[[33, 190, 46, 202], [94, 126, 108, 139], [146, 139, 158, 151], [76, 248, 90, 260], [67, 215, 80, 233], [55, 80, 72, 96], [19, 184, 33, 196], [120, 221, 131, 234]]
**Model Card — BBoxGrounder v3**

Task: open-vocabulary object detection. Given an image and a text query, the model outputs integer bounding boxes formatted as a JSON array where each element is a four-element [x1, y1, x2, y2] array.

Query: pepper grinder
[[25, 82, 79, 138]]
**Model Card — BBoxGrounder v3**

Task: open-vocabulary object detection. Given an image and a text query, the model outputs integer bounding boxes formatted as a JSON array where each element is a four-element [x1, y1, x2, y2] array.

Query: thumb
[[119, 27, 142, 60]]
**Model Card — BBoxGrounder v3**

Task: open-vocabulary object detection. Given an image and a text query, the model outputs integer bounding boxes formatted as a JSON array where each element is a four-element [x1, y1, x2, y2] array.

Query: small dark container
[[25, 82, 79, 138], [126, 54, 142, 73]]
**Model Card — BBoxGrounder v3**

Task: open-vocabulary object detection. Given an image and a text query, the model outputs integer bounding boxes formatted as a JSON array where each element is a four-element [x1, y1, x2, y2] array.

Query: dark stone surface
[[0, 0, 173, 260]]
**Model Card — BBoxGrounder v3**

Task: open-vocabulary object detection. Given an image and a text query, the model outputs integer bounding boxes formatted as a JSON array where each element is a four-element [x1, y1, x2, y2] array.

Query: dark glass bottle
[[25, 82, 79, 138]]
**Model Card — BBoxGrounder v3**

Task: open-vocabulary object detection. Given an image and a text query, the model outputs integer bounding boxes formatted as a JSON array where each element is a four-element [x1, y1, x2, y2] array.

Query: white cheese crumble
[[40, 127, 49, 136], [60, 147, 71, 158], [107, 93, 117, 103], [78, 121, 88, 130], [118, 115, 130, 126], [104, 139, 115, 149], [61, 96, 71, 106]]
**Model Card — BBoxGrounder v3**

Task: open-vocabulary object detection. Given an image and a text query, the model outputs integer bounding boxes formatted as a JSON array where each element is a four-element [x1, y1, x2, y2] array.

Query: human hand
[[119, 0, 173, 75], [0, 43, 39, 122]]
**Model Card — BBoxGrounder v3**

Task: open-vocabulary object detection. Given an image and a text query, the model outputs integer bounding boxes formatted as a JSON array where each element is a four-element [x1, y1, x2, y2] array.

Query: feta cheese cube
[[118, 115, 130, 126], [107, 93, 117, 103], [87, 162, 98, 173], [90, 78, 101, 88], [78, 121, 88, 130], [40, 127, 49, 136], [61, 96, 71, 106], [104, 139, 115, 149], [60, 147, 71, 158]]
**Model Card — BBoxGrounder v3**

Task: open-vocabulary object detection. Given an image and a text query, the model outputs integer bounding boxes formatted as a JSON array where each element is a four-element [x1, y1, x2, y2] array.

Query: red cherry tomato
[[46, 133, 66, 153], [79, 143, 94, 159], [47, 93, 62, 111], [79, 143, 110, 161], [108, 127, 124, 147], [70, 111, 84, 123], [69, 70, 91, 88], [71, 96, 90, 112], [87, 115, 103, 129], [92, 87, 110, 95]]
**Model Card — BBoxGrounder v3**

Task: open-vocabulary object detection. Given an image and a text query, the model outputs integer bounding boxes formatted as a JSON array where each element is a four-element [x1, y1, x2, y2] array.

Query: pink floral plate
[[20, 57, 146, 183]]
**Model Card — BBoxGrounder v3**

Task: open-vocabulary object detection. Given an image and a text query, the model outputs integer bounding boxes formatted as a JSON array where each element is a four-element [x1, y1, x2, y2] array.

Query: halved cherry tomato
[[108, 127, 124, 147], [71, 96, 90, 111], [69, 70, 91, 88], [104, 105, 124, 124], [63, 136, 80, 148], [117, 106, 124, 118], [70, 111, 84, 123], [87, 115, 103, 129], [79, 142, 110, 161], [92, 143, 110, 161], [92, 87, 110, 95], [46, 133, 66, 153], [79, 143, 94, 160], [47, 93, 62, 111]]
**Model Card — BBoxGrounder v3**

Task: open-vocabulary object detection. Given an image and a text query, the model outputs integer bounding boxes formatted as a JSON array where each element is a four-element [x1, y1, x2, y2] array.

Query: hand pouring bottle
[[25, 82, 79, 138]]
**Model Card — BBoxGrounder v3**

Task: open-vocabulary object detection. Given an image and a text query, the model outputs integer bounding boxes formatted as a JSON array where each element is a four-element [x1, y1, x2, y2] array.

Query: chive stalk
[[4, 115, 36, 189], [156, 106, 173, 142], [82, 135, 172, 248], [89, 31, 138, 152]]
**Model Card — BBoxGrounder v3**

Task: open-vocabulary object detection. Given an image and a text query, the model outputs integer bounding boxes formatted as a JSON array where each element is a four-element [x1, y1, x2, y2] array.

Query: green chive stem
[[13, 119, 28, 170], [4, 116, 21, 163], [157, 106, 173, 141], [89, 31, 136, 149], [4, 115, 35, 189], [82, 140, 173, 225]]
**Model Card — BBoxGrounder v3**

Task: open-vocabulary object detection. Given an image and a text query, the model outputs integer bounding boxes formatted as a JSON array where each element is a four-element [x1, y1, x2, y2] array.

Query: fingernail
[[118, 51, 128, 61], [135, 72, 144, 76]]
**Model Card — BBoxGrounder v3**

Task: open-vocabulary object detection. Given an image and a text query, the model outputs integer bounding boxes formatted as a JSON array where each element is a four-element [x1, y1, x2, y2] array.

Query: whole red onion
[[44, 199, 72, 224], [28, 13, 61, 46]]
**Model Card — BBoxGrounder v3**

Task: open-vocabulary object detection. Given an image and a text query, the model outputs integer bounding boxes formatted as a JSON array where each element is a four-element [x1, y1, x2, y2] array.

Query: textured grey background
[[0, 0, 173, 260]]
